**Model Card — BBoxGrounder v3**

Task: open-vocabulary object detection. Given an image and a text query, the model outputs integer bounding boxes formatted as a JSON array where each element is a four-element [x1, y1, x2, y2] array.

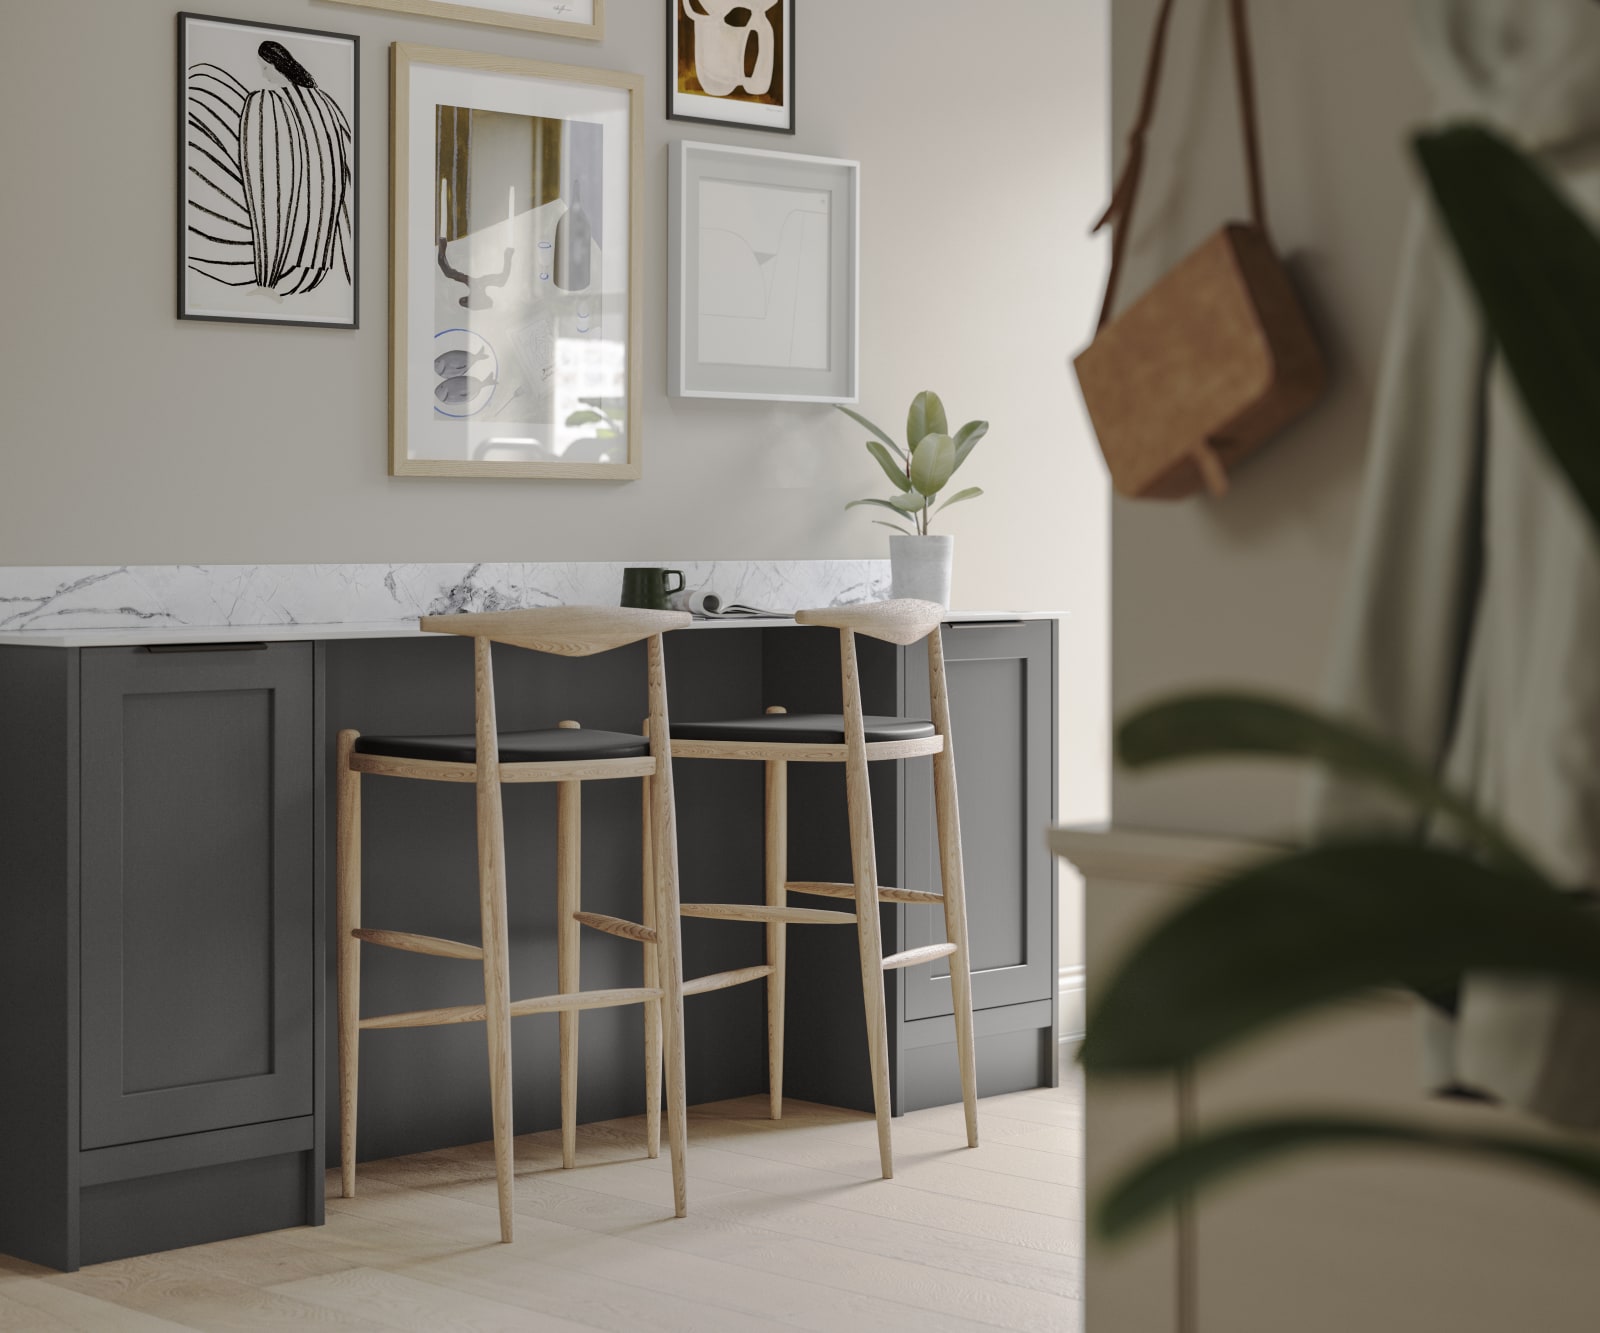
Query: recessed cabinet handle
[[144, 642, 271, 654], [945, 620, 1028, 630]]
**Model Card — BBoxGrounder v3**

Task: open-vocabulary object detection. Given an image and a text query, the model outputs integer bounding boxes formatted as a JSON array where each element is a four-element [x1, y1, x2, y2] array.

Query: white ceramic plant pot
[[889, 535, 954, 608]]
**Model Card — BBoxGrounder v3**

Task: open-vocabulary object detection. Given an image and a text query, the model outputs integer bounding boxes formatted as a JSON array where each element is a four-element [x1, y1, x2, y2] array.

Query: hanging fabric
[[1309, 0, 1600, 1129]]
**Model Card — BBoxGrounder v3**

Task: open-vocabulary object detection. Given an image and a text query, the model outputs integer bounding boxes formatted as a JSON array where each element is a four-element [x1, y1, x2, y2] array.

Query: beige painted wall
[[1108, 0, 1430, 840], [0, 2, 1110, 970]]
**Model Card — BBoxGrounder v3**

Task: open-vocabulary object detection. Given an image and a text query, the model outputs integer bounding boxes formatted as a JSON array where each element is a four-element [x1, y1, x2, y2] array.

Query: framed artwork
[[178, 14, 358, 328], [669, 141, 858, 402], [327, 0, 602, 40], [669, 1, 795, 134], [391, 45, 643, 479]]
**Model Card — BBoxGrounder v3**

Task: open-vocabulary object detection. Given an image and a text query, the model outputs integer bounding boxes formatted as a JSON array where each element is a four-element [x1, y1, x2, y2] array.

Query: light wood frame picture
[[669, 141, 858, 402], [669, 0, 795, 134], [179, 13, 359, 327], [331, 0, 603, 41], [391, 45, 644, 479]]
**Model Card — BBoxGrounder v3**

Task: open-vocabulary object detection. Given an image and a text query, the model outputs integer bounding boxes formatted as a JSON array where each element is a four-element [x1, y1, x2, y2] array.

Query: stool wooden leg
[[558, 780, 582, 1170], [932, 746, 979, 1148], [641, 769, 662, 1160], [840, 633, 894, 1180], [929, 630, 979, 1148], [335, 730, 362, 1199], [474, 639, 515, 1243], [765, 759, 788, 1121], [647, 637, 689, 1217]]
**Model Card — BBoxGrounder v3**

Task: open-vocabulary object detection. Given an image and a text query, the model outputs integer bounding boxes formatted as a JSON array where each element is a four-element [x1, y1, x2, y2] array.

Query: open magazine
[[676, 591, 790, 619]]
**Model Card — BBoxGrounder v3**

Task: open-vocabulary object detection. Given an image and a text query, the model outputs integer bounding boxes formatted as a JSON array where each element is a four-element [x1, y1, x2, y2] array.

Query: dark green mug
[[620, 567, 686, 610]]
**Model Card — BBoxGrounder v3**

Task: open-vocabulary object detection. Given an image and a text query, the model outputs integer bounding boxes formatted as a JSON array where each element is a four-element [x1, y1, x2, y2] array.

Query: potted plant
[[838, 391, 988, 607]]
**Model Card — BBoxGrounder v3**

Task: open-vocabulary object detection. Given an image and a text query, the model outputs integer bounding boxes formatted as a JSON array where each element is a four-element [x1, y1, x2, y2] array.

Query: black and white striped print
[[185, 42, 353, 299]]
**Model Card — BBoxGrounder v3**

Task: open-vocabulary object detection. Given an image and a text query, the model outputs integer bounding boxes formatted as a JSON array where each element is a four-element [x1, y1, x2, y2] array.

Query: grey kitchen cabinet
[[0, 643, 324, 1272], [763, 620, 1060, 1116], [1, 618, 1055, 1272], [896, 619, 1059, 1110]]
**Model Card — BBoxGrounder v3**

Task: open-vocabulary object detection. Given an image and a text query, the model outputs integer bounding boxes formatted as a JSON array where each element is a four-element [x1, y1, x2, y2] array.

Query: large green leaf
[[907, 391, 949, 449], [866, 440, 912, 492], [847, 498, 919, 518], [1082, 841, 1600, 1074], [836, 405, 906, 462], [952, 420, 989, 472], [1119, 693, 1543, 877], [936, 486, 984, 514], [890, 490, 926, 514], [910, 432, 956, 497], [1098, 1114, 1600, 1242], [1416, 126, 1600, 535]]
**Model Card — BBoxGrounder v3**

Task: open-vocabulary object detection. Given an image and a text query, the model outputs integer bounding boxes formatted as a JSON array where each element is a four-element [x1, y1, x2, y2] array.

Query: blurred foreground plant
[[1086, 126, 1600, 1242]]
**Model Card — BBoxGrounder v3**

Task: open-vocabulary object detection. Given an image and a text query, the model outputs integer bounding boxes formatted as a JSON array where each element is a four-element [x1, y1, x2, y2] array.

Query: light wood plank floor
[[0, 1060, 1082, 1332]]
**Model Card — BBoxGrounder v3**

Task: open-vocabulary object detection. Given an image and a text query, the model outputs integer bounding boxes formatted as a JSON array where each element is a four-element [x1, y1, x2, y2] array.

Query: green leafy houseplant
[[838, 391, 988, 536], [1085, 126, 1600, 1243]]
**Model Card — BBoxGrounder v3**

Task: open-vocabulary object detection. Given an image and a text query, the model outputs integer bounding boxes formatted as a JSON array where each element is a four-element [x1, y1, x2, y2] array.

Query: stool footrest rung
[[683, 964, 775, 996], [882, 943, 959, 971], [352, 928, 484, 961], [358, 986, 664, 1031], [786, 880, 945, 906], [574, 912, 657, 944], [680, 903, 856, 925]]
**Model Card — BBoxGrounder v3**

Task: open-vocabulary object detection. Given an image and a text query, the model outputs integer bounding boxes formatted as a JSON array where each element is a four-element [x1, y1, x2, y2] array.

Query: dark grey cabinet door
[[899, 621, 1056, 1021], [80, 645, 315, 1150]]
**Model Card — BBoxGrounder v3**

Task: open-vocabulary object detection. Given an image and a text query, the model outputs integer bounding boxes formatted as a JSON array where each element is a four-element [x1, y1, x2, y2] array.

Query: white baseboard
[[1058, 964, 1086, 1043]]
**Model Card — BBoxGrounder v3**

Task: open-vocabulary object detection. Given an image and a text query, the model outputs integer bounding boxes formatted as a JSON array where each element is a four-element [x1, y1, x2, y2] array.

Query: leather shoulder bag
[[1074, 0, 1326, 500]]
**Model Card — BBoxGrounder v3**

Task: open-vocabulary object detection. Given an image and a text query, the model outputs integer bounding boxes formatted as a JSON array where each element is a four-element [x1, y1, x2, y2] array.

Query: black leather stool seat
[[671, 714, 936, 745], [354, 728, 650, 765]]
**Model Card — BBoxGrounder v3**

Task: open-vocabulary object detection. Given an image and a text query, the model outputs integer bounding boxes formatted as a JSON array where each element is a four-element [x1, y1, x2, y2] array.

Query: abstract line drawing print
[[697, 179, 829, 371], [185, 38, 354, 302]]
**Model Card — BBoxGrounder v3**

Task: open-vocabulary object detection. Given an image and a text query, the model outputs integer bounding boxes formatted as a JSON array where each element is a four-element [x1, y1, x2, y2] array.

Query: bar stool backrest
[[420, 606, 692, 658], [793, 599, 946, 646]]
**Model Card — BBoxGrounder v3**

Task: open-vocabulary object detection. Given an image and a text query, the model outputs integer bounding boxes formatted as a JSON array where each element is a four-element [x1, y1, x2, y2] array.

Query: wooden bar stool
[[335, 607, 692, 1242], [664, 599, 978, 1178]]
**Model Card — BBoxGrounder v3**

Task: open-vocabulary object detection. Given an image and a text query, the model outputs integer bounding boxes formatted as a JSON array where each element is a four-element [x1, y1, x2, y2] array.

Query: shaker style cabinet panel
[[770, 622, 1060, 1115], [0, 642, 322, 1272], [900, 621, 1057, 1020], [79, 646, 316, 1149]]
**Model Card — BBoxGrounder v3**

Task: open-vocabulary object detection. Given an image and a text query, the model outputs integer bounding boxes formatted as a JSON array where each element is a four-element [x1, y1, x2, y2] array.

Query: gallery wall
[[1107, 0, 1430, 839], [0, 0, 1111, 988]]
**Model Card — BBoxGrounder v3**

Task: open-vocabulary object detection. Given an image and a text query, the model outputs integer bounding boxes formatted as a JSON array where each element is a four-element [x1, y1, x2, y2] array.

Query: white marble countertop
[[0, 610, 1061, 649], [0, 562, 1062, 648]]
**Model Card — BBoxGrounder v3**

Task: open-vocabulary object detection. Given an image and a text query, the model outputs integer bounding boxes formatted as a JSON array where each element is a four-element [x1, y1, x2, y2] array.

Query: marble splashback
[[0, 562, 892, 633]]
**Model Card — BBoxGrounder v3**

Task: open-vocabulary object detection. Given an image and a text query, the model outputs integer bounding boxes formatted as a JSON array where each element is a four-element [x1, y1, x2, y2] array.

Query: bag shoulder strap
[[1094, 0, 1268, 331]]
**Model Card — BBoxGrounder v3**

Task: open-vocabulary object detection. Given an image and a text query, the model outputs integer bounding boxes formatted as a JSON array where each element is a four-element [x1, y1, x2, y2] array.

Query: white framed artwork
[[390, 45, 643, 480], [668, 141, 858, 402]]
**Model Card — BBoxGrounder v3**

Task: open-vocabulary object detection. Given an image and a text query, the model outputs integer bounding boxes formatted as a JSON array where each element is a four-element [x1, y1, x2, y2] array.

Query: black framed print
[[179, 14, 359, 328], [668, 1, 795, 135]]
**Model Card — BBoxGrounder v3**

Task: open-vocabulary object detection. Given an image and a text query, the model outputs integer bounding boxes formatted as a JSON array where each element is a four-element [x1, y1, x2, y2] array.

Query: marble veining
[[0, 562, 891, 633]]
